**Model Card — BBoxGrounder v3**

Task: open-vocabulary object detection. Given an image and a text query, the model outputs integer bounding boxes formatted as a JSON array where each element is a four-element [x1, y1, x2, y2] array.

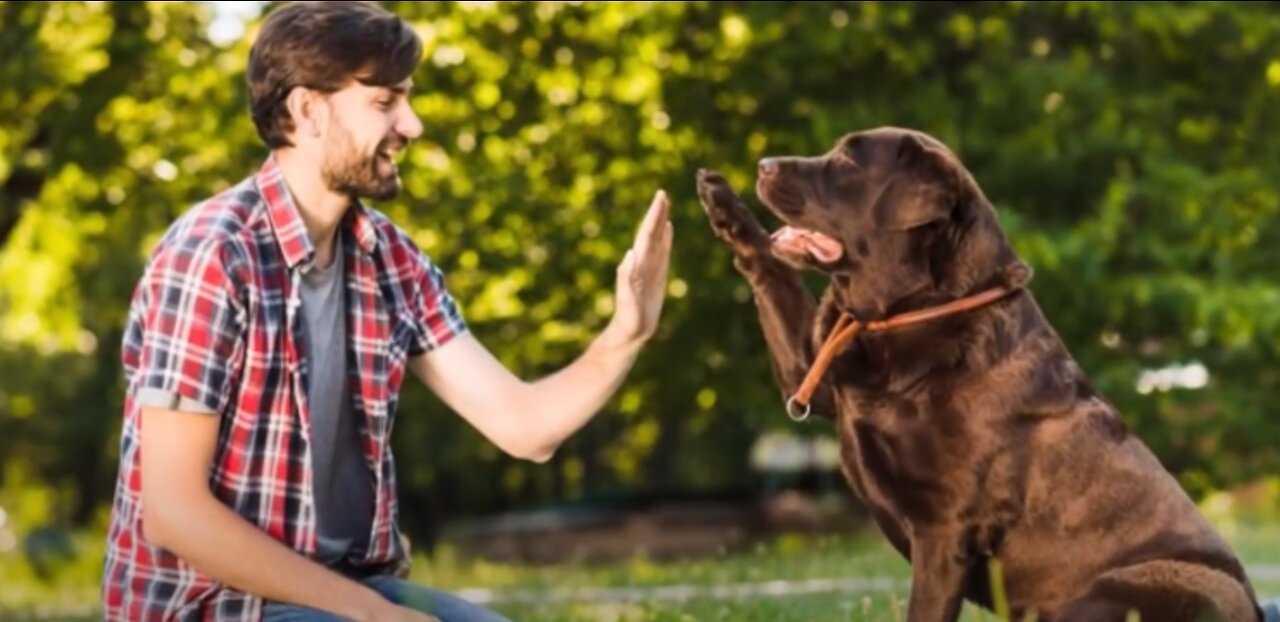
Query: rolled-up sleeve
[[130, 237, 245, 415], [410, 253, 468, 356]]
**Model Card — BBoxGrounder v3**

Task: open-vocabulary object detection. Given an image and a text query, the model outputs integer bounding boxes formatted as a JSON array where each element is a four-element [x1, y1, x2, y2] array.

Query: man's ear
[[285, 86, 327, 140], [872, 133, 959, 231]]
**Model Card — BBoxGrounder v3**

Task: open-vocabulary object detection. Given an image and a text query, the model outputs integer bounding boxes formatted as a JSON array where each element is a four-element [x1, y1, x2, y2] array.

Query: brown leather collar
[[786, 285, 1023, 422]]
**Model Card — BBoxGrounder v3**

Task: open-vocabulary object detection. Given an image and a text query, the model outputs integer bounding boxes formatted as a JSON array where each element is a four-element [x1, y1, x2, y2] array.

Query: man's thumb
[[618, 249, 635, 277]]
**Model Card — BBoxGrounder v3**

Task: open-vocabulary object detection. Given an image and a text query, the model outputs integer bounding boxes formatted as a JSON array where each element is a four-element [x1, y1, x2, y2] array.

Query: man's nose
[[397, 103, 424, 140]]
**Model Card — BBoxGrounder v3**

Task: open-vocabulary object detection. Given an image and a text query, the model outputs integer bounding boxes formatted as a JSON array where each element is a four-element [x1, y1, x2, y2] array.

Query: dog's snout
[[759, 158, 780, 178]]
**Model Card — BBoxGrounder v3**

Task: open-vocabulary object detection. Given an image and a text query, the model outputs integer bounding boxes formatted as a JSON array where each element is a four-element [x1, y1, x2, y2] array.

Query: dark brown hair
[[246, 1, 422, 148]]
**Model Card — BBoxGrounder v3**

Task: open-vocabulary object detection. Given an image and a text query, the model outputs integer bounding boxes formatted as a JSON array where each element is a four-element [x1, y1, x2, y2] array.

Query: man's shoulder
[[147, 176, 266, 275], [360, 206, 469, 346], [363, 206, 444, 273]]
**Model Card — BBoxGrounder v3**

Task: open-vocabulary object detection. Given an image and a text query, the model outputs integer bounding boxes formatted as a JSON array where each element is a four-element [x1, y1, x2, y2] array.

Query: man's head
[[247, 1, 423, 201], [755, 126, 1029, 318]]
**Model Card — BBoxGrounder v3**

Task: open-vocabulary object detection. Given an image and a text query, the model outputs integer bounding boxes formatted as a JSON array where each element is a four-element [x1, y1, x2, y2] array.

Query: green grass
[[414, 527, 910, 591], [403, 523, 1280, 621], [414, 526, 917, 621], [7, 522, 1280, 620], [486, 592, 915, 622]]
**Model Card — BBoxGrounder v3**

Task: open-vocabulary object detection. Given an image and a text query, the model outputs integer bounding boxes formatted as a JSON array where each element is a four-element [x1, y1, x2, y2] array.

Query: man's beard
[[321, 125, 406, 202]]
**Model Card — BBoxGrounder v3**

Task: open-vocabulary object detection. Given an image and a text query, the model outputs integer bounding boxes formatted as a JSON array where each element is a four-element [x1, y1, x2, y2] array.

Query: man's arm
[[408, 323, 642, 463], [140, 405, 433, 622], [409, 190, 673, 462]]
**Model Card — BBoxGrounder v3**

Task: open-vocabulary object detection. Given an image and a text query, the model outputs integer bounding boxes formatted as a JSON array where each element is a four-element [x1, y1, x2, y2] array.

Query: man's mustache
[[378, 135, 408, 153]]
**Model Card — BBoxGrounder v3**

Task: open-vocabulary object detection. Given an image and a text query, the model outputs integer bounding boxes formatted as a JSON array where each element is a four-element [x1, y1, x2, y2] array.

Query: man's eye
[[377, 98, 395, 109]]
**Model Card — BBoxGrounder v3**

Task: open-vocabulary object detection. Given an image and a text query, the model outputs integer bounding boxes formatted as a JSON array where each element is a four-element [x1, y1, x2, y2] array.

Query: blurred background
[[3, 1, 1280, 620]]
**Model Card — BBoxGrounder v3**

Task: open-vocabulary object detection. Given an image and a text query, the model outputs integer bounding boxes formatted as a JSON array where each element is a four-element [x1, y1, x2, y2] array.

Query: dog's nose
[[759, 158, 779, 178], [759, 158, 779, 177]]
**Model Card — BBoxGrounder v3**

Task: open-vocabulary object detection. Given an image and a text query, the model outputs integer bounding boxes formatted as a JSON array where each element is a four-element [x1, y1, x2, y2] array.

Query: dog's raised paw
[[695, 168, 770, 254]]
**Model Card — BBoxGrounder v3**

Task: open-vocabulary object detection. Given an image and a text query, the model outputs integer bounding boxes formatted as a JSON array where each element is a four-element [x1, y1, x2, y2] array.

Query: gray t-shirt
[[300, 248, 374, 566], [135, 246, 375, 567]]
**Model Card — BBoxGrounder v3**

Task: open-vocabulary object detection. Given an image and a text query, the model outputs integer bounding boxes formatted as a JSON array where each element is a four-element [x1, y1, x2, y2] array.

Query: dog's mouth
[[770, 225, 844, 265], [756, 178, 804, 216], [758, 179, 843, 265]]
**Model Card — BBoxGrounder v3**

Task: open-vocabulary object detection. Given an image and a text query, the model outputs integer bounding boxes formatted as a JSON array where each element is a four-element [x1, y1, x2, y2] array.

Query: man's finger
[[629, 191, 661, 270], [635, 189, 669, 247], [636, 220, 674, 284], [659, 220, 674, 273], [629, 190, 671, 287], [649, 221, 673, 284], [648, 190, 670, 246]]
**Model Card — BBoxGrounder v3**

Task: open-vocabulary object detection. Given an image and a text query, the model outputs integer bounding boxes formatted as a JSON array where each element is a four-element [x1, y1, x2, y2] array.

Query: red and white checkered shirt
[[102, 156, 468, 620]]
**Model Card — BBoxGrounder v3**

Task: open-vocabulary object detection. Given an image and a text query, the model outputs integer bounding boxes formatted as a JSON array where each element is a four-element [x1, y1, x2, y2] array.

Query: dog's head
[[755, 126, 1030, 318]]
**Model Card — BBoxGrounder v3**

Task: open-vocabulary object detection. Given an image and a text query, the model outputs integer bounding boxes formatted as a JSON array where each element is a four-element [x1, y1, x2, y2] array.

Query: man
[[100, 1, 673, 620]]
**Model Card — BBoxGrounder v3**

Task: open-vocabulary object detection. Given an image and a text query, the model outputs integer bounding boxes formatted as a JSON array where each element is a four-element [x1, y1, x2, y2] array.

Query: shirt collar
[[255, 155, 380, 270]]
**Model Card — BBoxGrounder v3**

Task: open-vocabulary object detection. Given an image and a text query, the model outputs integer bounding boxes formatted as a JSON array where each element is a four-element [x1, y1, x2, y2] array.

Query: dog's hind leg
[[696, 169, 837, 418], [1058, 560, 1260, 622], [1054, 597, 1135, 622]]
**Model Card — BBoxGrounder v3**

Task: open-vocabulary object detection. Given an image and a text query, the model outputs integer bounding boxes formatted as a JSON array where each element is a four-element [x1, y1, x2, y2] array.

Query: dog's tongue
[[771, 226, 844, 264]]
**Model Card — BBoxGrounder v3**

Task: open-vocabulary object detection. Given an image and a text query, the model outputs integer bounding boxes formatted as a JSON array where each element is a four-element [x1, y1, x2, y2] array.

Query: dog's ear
[[1001, 258, 1034, 288], [873, 133, 959, 231]]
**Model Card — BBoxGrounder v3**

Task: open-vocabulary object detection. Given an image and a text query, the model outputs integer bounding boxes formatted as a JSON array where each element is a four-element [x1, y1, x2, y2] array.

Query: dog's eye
[[837, 138, 865, 165], [850, 136, 871, 157], [835, 144, 862, 169]]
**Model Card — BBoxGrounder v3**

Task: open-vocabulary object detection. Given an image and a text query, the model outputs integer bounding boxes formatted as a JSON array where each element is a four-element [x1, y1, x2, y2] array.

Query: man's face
[[318, 78, 423, 201]]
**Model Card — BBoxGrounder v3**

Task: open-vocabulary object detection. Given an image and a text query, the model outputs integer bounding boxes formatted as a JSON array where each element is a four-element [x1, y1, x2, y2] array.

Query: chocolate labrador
[[695, 126, 1261, 622]]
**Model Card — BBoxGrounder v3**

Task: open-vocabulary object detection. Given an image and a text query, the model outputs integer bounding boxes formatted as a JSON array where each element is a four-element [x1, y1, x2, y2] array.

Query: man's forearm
[[515, 319, 645, 461], [146, 492, 385, 621]]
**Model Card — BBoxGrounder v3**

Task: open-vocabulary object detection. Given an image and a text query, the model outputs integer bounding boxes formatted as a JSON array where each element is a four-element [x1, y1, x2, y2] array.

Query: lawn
[[6, 521, 1280, 621], [417, 526, 916, 621], [413, 522, 1280, 621]]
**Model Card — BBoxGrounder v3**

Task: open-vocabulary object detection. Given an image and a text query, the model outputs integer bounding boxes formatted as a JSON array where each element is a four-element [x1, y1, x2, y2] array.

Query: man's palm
[[614, 190, 674, 344]]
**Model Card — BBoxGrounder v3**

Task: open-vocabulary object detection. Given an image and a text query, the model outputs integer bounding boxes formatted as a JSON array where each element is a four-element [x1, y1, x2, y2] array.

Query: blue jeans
[[262, 574, 512, 622], [1264, 596, 1280, 622]]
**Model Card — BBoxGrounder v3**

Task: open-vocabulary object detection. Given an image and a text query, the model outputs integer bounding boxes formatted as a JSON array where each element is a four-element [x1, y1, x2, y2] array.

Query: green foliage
[[12, 525, 1280, 620], [3, 0, 1280, 549]]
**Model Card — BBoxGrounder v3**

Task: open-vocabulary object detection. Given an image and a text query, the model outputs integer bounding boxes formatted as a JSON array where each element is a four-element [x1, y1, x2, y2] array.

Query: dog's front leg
[[696, 169, 836, 417], [907, 533, 970, 622]]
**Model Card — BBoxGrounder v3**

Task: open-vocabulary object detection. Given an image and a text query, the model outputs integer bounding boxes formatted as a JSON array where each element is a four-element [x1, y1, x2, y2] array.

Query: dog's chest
[[832, 388, 978, 523]]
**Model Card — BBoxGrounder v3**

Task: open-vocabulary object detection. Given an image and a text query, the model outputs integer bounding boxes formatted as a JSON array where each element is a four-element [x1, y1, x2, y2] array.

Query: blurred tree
[[2, 1, 1279, 545], [0, 0, 261, 528]]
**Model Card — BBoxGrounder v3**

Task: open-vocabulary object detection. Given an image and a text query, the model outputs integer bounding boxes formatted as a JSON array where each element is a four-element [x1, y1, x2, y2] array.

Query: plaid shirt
[[102, 156, 468, 620]]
